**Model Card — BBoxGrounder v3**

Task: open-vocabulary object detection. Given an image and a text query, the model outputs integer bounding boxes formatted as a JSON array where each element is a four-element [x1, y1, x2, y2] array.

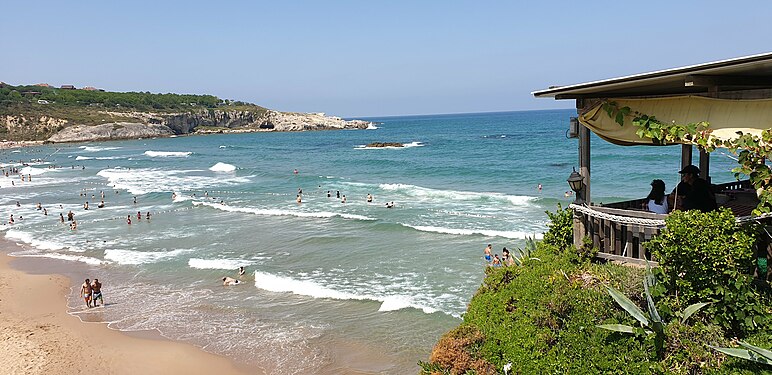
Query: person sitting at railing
[[645, 179, 669, 214], [676, 165, 717, 212]]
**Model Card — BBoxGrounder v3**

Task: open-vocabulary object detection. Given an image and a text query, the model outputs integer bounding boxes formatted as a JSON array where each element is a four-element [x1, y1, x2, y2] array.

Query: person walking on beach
[[91, 279, 103, 307], [81, 279, 92, 308], [483, 244, 492, 264]]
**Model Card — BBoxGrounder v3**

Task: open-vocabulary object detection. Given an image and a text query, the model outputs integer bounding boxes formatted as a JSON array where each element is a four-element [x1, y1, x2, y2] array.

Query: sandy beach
[[0, 242, 256, 375]]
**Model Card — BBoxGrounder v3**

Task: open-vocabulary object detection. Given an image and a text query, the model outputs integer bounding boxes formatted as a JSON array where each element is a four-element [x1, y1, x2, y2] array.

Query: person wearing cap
[[645, 179, 669, 214], [677, 165, 717, 212]]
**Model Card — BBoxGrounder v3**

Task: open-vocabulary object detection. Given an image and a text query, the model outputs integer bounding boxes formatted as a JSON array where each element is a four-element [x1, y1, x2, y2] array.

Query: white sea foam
[[193, 201, 375, 221], [189, 258, 253, 270], [5, 229, 69, 251], [97, 167, 250, 195], [144, 151, 192, 157], [19, 166, 49, 176], [105, 248, 192, 265], [76, 156, 124, 161], [11, 252, 105, 265], [79, 146, 122, 152], [254, 271, 438, 314], [404, 225, 543, 240], [219, 145, 227, 148], [209, 162, 236, 172], [379, 183, 535, 206]]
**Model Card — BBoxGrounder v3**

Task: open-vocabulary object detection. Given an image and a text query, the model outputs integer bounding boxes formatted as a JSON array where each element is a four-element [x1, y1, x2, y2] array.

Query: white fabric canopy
[[579, 96, 772, 146]]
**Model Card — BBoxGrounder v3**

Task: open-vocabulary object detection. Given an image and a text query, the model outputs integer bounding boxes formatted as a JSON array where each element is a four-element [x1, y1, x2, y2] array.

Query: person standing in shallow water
[[483, 244, 492, 264], [81, 279, 92, 308], [91, 279, 103, 307]]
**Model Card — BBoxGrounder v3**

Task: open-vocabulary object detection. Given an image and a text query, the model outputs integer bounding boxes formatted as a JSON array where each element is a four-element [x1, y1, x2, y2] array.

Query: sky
[[1, 1, 771, 117]]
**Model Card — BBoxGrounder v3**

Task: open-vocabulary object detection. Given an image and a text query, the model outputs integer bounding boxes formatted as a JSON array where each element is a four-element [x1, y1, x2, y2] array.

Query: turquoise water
[[0, 109, 740, 373]]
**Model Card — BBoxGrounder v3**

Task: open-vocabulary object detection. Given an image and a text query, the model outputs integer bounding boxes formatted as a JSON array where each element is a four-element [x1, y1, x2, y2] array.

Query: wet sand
[[0, 239, 258, 375]]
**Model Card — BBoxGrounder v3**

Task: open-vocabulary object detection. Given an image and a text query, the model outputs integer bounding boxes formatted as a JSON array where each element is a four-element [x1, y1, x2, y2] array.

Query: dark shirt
[[683, 178, 717, 212]]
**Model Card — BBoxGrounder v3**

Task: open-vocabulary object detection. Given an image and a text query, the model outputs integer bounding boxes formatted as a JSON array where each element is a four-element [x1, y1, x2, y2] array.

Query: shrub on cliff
[[422, 241, 772, 374], [543, 203, 572, 250], [646, 208, 770, 336]]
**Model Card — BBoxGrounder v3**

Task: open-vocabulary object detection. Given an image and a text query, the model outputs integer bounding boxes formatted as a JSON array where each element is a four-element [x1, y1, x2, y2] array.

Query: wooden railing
[[573, 205, 664, 263], [576, 179, 753, 264]]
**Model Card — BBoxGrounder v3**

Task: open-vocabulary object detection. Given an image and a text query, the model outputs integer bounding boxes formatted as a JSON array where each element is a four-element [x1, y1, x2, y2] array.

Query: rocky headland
[[0, 84, 372, 143], [4, 109, 371, 143]]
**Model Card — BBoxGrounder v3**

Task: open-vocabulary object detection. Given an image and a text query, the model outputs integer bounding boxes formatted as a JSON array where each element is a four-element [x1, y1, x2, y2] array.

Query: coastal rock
[[47, 122, 174, 143], [0, 109, 371, 143], [365, 142, 404, 148]]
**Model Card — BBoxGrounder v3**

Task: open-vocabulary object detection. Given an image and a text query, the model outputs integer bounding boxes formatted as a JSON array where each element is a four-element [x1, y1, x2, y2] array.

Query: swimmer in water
[[222, 276, 240, 286]]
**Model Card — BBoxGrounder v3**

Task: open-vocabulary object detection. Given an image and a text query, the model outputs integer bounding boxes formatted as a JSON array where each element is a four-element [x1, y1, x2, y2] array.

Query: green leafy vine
[[601, 101, 772, 215]]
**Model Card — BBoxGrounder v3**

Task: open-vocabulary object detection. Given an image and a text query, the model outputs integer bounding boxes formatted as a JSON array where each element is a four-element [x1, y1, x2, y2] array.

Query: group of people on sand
[[222, 266, 247, 286], [80, 278, 104, 308], [643, 164, 717, 214], [482, 243, 517, 267]]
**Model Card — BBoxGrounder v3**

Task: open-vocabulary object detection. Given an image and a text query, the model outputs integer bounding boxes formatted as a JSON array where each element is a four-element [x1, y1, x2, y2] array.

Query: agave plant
[[709, 341, 772, 366], [597, 261, 709, 357], [511, 235, 540, 266]]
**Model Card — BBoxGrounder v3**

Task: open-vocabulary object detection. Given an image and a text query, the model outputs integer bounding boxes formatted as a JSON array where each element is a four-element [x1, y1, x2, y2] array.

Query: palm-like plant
[[709, 341, 772, 366], [597, 262, 709, 358], [511, 235, 540, 266]]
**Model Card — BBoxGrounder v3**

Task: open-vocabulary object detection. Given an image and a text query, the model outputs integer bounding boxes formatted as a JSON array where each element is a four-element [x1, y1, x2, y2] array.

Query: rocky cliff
[[1, 109, 372, 143]]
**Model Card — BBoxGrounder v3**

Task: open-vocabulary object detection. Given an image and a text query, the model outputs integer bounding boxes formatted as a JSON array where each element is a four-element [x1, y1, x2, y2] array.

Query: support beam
[[685, 74, 772, 88], [699, 149, 710, 183], [681, 144, 692, 170], [579, 124, 591, 204]]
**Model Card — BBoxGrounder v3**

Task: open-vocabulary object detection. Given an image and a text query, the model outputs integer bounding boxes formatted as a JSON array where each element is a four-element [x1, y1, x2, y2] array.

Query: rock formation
[[1, 109, 372, 143]]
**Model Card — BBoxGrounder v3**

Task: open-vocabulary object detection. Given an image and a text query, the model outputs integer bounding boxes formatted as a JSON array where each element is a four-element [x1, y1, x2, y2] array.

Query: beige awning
[[579, 96, 772, 146]]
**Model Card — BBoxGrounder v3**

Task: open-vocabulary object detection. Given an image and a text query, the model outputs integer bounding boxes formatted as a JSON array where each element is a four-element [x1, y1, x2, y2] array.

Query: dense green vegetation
[[0, 83, 254, 111], [421, 207, 772, 374], [0, 83, 268, 140]]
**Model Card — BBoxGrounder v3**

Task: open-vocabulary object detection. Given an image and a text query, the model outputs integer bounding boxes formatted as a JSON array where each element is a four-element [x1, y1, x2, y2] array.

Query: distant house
[[60, 85, 76, 90], [35, 83, 52, 87], [37, 99, 50, 104], [83, 86, 99, 91]]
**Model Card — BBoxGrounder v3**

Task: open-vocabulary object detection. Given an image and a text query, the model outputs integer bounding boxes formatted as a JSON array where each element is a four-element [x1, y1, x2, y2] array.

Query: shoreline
[[0, 239, 259, 375]]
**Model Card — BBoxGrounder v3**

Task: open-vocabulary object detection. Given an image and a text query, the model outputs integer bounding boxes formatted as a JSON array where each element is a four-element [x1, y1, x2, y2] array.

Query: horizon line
[[347, 107, 575, 119]]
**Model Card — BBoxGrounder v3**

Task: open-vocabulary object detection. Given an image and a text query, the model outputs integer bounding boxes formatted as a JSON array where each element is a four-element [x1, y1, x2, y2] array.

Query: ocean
[[0, 109, 740, 373]]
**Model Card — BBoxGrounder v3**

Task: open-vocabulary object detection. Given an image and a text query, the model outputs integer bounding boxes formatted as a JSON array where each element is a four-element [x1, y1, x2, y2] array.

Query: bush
[[420, 324, 496, 375], [646, 208, 770, 335], [543, 203, 573, 250]]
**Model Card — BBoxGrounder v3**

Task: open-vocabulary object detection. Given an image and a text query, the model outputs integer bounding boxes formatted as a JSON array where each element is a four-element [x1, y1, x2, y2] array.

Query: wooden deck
[[577, 180, 757, 261]]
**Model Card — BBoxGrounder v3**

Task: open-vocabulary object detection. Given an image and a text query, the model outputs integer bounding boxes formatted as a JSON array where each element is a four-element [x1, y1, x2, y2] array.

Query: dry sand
[[0, 249, 258, 375]]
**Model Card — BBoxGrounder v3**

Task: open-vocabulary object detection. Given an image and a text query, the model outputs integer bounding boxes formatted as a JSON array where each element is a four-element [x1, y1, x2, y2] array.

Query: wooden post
[[699, 148, 711, 183], [681, 144, 692, 169], [579, 124, 591, 204]]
